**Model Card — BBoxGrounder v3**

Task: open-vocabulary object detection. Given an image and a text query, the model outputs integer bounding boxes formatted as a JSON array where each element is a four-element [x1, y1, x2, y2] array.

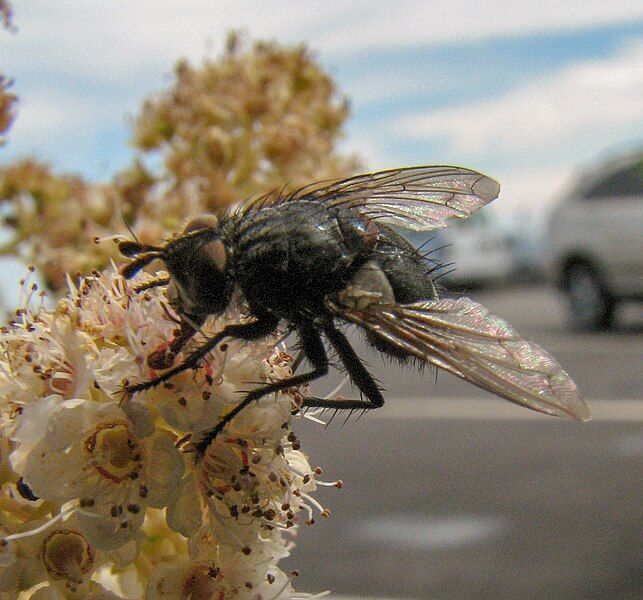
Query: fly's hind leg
[[302, 323, 385, 412]]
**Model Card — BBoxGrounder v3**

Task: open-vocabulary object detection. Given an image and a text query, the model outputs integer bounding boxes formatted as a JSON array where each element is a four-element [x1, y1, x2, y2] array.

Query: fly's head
[[119, 215, 233, 323]]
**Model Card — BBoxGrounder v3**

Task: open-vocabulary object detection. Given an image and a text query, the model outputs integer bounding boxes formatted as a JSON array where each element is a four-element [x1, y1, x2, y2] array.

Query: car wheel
[[564, 262, 615, 331]]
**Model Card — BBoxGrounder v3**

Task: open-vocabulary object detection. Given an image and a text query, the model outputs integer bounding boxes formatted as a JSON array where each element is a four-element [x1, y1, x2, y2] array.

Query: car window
[[583, 158, 643, 199]]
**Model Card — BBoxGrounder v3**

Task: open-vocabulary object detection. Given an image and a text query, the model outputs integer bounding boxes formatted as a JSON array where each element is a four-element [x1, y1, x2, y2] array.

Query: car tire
[[564, 262, 615, 331]]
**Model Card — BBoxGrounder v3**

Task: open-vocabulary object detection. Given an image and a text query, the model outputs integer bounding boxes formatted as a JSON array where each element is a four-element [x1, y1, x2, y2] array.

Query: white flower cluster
[[0, 268, 339, 599]]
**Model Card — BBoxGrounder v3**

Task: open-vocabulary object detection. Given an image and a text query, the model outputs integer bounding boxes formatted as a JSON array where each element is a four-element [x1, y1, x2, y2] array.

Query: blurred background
[[1, 1, 641, 598]]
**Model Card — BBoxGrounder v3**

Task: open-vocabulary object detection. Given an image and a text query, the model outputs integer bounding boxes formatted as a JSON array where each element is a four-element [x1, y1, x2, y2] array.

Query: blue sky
[[2, 1, 642, 216]]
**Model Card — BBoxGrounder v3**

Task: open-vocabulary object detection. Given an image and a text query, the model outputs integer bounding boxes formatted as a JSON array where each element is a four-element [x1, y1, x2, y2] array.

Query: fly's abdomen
[[373, 225, 438, 303], [364, 225, 439, 360]]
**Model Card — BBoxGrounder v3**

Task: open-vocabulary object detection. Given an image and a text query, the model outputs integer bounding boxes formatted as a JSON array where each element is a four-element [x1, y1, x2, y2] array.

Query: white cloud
[[2, 1, 641, 206], [2, 1, 642, 83], [315, 1, 643, 53], [339, 133, 394, 170], [2, 1, 366, 82], [11, 90, 115, 141], [4, 88, 129, 177], [398, 41, 643, 160]]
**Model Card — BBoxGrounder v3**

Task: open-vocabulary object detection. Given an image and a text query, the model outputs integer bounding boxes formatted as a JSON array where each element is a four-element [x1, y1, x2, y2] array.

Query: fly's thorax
[[230, 202, 377, 315]]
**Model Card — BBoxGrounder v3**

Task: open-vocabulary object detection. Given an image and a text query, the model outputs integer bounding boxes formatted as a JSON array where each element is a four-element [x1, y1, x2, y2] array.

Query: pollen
[[84, 421, 142, 483], [182, 565, 218, 600], [42, 530, 94, 586]]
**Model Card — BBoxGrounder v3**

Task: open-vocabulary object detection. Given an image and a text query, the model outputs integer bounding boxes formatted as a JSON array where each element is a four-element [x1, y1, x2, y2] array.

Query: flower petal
[[142, 430, 184, 509], [76, 509, 144, 552], [166, 476, 202, 538]]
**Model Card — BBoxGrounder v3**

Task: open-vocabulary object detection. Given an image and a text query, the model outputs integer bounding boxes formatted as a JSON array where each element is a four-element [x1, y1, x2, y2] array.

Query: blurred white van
[[545, 150, 643, 330], [404, 210, 515, 288]]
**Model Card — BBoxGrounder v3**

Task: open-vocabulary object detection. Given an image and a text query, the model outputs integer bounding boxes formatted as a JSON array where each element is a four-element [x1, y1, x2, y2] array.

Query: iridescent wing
[[235, 166, 500, 232], [330, 297, 590, 420]]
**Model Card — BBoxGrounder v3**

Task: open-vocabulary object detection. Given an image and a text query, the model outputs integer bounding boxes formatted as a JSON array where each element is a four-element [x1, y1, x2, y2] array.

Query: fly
[[118, 165, 590, 450]]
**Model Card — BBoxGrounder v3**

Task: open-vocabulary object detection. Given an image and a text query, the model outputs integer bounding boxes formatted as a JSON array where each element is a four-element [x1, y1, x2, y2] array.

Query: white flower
[[0, 315, 90, 409], [166, 474, 203, 538], [0, 266, 336, 597], [39, 528, 96, 596], [142, 323, 287, 438], [0, 513, 126, 599], [145, 554, 297, 600], [64, 269, 177, 353], [143, 356, 226, 434], [183, 426, 326, 550], [21, 401, 184, 550], [30, 581, 126, 600], [7, 394, 61, 474]]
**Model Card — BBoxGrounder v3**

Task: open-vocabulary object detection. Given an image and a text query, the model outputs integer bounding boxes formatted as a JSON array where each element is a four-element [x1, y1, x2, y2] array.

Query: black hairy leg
[[301, 323, 385, 411], [195, 324, 330, 452], [146, 320, 198, 370], [124, 312, 280, 395], [133, 276, 171, 293]]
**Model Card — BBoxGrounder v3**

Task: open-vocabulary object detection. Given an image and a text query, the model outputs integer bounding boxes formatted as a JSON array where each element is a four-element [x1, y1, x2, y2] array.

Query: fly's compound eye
[[202, 239, 227, 272], [166, 280, 180, 309], [180, 215, 220, 235]]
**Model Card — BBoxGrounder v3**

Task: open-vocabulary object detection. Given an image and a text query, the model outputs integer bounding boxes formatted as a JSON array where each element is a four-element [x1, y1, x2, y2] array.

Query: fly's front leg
[[195, 325, 329, 452], [133, 276, 171, 293], [125, 312, 280, 396], [146, 320, 198, 370]]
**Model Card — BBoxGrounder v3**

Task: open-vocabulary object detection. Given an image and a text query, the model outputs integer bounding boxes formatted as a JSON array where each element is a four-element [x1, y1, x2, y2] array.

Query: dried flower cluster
[[0, 33, 358, 292], [0, 0, 14, 33], [132, 32, 358, 212], [0, 74, 16, 146], [1, 1, 16, 147], [0, 160, 126, 290], [0, 267, 338, 598]]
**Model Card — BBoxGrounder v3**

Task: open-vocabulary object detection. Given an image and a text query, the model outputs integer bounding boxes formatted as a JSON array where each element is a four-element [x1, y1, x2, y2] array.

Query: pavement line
[[351, 514, 505, 550], [329, 597, 416, 600], [329, 597, 419, 600], [368, 398, 642, 422]]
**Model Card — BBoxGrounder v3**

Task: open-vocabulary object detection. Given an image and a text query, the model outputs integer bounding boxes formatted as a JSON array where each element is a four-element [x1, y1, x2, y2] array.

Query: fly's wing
[[235, 166, 500, 232], [331, 297, 590, 421]]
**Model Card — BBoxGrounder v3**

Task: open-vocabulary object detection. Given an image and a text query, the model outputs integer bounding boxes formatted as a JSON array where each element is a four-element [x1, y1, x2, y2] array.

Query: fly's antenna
[[121, 207, 140, 244], [117, 239, 166, 279], [120, 251, 165, 279], [118, 240, 164, 257]]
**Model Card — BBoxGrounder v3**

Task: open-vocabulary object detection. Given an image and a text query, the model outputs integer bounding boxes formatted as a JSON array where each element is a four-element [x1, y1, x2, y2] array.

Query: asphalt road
[[283, 285, 643, 600]]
